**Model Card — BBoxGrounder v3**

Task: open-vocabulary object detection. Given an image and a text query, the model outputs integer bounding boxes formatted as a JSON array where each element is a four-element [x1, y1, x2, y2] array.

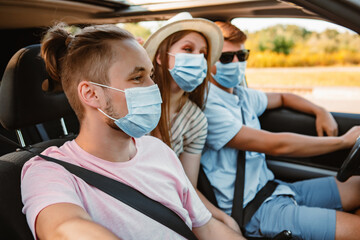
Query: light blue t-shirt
[[201, 83, 295, 215]]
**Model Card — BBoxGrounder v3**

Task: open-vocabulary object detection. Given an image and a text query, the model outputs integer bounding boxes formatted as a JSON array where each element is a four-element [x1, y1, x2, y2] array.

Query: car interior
[[0, 0, 359, 239], [0, 44, 78, 239]]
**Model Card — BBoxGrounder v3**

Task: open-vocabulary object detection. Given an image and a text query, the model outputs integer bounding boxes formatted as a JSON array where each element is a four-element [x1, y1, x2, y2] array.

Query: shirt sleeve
[[182, 174, 212, 228], [183, 110, 208, 154], [21, 157, 84, 238], [245, 88, 268, 117], [161, 143, 212, 228], [204, 101, 242, 151]]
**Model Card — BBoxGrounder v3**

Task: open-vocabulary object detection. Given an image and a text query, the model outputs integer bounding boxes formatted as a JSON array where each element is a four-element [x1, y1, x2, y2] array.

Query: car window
[[123, 17, 360, 114], [231, 17, 360, 114]]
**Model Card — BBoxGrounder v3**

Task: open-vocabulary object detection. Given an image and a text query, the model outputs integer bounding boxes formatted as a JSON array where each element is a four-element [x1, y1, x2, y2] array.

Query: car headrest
[[0, 44, 74, 130]]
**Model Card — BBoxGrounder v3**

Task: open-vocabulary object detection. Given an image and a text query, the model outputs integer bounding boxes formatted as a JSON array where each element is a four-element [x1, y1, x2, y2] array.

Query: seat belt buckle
[[273, 230, 292, 240]]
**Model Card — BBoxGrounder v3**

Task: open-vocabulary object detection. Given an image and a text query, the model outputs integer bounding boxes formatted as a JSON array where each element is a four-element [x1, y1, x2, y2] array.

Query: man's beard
[[104, 96, 125, 132]]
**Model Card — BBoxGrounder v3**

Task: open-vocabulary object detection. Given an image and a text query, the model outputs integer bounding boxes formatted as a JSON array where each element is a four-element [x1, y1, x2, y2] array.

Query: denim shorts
[[244, 177, 342, 240]]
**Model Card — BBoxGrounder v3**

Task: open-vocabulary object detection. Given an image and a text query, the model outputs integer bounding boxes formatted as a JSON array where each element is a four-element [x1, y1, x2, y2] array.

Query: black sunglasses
[[219, 49, 250, 64]]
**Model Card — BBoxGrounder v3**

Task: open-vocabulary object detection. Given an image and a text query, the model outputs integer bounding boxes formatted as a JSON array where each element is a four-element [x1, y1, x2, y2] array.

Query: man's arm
[[179, 153, 241, 233], [266, 92, 338, 136], [193, 218, 246, 240], [196, 189, 242, 233], [227, 125, 360, 157], [36, 203, 120, 240]]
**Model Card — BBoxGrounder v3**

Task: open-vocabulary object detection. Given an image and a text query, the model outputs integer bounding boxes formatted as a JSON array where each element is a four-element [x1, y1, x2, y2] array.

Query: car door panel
[[259, 108, 360, 181]]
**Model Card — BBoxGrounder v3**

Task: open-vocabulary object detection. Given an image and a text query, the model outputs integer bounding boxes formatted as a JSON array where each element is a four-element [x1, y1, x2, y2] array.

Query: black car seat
[[0, 123, 17, 156], [0, 44, 79, 152], [0, 44, 78, 239]]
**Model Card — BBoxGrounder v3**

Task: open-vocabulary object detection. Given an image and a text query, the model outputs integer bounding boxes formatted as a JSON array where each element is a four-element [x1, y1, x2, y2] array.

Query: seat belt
[[243, 181, 278, 225], [0, 134, 198, 240], [197, 167, 219, 207], [199, 108, 291, 240], [231, 108, 279, 229], [35, 123, 50, 141], [230, 149, 246, 228]]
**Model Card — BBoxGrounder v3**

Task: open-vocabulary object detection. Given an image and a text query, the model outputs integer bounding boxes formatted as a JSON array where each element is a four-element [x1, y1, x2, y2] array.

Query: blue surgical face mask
[[213, 61, 247, 88], [90, 82, 162, 138], [168, 53, 207, 92]]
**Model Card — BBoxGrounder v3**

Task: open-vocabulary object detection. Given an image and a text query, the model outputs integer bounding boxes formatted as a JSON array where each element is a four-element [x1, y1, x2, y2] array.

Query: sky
[[231, 18, 356, 34], [140, 17, 357, 34]]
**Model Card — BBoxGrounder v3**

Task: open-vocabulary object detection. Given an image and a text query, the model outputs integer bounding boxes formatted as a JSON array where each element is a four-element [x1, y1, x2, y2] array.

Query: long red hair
[[151, 30, 211, 148]]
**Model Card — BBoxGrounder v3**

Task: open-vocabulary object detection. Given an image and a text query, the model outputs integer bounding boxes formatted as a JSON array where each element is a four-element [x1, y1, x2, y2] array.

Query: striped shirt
[[170, 99, 208, 156]]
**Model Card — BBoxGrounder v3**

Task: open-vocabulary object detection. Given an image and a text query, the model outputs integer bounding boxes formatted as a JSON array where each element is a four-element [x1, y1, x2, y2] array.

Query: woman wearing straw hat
[[144, 12, 241, 233]]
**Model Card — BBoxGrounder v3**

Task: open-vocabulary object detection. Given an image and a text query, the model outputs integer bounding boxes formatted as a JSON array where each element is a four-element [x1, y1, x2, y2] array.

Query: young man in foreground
[[21, 23, 245, 240]]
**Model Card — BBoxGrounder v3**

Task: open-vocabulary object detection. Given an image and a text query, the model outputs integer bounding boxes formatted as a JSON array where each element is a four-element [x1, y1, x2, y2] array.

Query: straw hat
[[143, 12, 223, 66]]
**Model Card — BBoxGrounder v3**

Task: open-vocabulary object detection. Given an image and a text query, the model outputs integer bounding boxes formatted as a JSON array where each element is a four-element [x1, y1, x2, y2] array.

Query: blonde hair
[[41, 23, 134, 121]]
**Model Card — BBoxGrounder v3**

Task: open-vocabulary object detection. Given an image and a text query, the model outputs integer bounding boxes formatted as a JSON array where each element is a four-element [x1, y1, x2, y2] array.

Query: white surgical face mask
[[90, 82, 162, 138], [168, 53, 208, 92], [213, 61, 247, 88]]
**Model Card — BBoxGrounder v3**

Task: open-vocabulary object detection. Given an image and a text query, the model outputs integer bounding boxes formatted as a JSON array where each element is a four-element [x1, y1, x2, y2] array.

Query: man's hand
[[315, 107, 338, 136], [266, 92, 339, 137], [193, 218, 246, 240], [195, 189, 242, 234], [221, 214, 241, 233], [341, 126, 360, 148]]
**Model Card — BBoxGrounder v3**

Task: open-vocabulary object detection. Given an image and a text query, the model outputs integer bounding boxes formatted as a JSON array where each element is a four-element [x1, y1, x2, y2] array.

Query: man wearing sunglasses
[[201, 21, 360, 239]]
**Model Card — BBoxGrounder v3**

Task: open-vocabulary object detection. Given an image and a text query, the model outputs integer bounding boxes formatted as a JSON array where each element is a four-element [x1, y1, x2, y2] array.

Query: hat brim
[[144, 18, 223, 66]]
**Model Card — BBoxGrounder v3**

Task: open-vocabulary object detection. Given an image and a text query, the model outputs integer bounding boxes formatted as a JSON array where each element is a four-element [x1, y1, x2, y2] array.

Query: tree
[[122, 23, 152, 42], [272, 36, 294, 55]]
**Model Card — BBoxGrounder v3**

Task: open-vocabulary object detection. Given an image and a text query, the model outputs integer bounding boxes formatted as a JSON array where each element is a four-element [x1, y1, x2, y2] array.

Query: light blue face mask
[[168, 53, 208, 92], [90, 82, 162, 138], [214, 61, 247, 88]]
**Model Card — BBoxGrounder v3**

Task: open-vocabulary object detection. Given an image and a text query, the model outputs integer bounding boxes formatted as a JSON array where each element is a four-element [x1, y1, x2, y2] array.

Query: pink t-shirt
[[21, 136, 211, 239]]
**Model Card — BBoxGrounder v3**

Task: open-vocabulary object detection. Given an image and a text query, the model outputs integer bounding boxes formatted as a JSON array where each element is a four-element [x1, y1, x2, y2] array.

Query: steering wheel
[[337, 136, 360, 182]]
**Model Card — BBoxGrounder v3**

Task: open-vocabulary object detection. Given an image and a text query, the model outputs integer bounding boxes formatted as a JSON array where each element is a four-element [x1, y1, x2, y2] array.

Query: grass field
[[246, 67, 360, 87]]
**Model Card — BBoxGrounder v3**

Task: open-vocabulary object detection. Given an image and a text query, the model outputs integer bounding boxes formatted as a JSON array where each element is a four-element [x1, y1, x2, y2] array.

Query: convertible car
[[0, 0, 359, 239]]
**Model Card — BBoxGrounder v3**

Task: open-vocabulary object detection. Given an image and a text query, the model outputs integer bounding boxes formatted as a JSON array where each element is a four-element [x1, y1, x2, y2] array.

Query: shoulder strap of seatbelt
[[231, 149, 246, 228], [230, 108, 280, 229], [0, 134, 198, 240], [230, 107, 246, 229]]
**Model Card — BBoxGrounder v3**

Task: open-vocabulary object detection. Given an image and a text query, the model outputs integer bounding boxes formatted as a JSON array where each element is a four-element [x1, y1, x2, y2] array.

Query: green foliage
[[246, 24, 360, 67], [272, 36, 294, 55], [122, 23, 152, 42], [65, 25, 80, 34], [120, 21, 360, 67]]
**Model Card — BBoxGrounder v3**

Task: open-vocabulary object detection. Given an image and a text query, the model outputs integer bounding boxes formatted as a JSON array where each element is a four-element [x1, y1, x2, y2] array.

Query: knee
[[338, 176, 360, 210]]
